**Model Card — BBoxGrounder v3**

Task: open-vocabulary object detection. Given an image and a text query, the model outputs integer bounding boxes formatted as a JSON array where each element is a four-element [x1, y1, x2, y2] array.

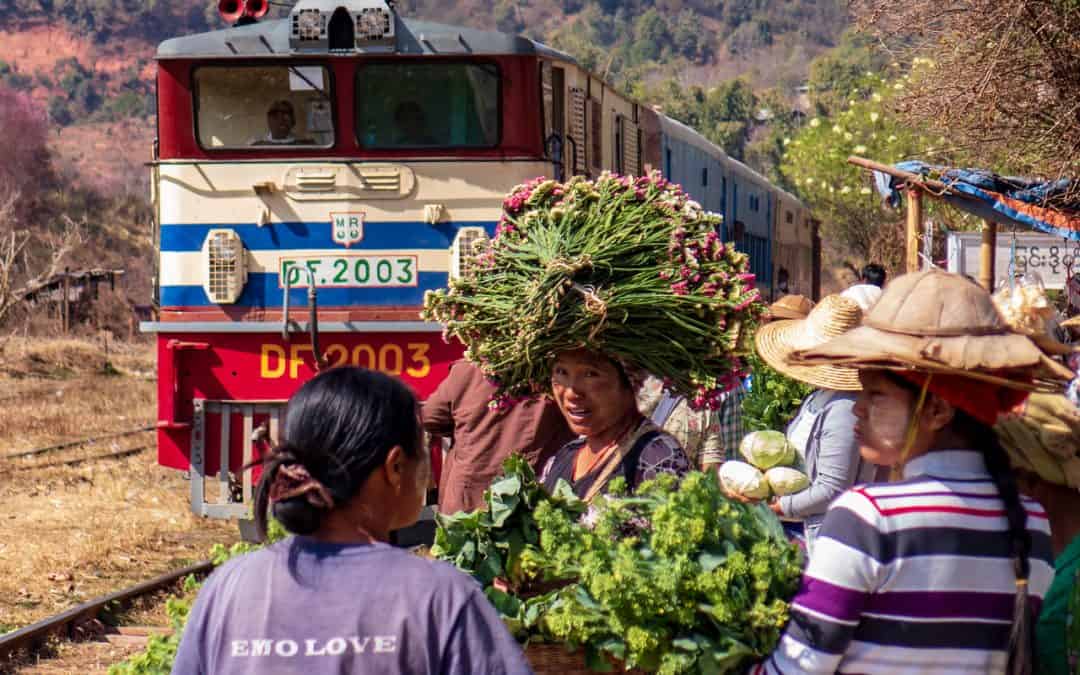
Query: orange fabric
[[895, 371, 1030, 426]]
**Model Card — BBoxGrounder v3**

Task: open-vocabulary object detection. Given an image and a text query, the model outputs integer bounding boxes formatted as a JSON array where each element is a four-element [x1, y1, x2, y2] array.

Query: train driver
[[251, 100, 310, 145], [393, 101, 437, 146]]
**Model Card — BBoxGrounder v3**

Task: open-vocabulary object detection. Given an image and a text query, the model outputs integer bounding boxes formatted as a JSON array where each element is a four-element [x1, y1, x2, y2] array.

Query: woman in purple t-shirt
[[172, 367, 532, 675]]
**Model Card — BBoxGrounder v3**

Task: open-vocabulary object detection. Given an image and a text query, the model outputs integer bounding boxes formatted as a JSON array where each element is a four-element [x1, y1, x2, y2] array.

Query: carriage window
[[355, 62, 499, 149], [194, 65, 334, 149]]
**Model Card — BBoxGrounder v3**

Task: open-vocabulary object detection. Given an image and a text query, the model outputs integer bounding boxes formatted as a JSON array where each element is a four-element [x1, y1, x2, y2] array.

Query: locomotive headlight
[[295, 8, 323, 40], [450, 227, 489, 280], [356, 7, 392, 41], [202, 229, 248, 305]]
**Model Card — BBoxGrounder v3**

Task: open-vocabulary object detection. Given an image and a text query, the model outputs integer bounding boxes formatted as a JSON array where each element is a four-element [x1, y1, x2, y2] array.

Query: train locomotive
[[144, 0, 818, 518]]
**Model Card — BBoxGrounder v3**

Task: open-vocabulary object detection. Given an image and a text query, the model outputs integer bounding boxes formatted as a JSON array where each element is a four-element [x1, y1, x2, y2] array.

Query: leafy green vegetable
[[741, 354, 814, 433], [434, 459, 804, 674], [738, 430, 796, 470], [431, 455, 589, 641]]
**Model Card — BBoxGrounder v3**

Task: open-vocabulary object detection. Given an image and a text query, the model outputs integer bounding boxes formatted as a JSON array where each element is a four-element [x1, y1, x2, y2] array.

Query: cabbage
[[719, 461, 771, 500], [739, 430, 796, 470], [765, 467, 810, 496]]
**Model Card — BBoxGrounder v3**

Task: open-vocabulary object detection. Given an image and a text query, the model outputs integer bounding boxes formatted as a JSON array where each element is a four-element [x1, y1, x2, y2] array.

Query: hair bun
[[272, 497, 324, 535]]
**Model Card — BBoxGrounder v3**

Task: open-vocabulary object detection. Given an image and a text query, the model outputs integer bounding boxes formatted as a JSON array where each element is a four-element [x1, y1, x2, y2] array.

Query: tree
[[853, 0, 1080, 190], [780, 68, 964, 272], [807, 30, 888, 117], [0, 85, 50, 222], [630, 8, 670, 63], [493, 0, 523, 34], [0, 205, 83, 328], [637, 77, 759, 160]]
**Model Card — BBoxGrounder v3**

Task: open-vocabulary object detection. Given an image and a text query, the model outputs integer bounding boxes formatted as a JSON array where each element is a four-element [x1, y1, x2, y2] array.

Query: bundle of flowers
[[432, 458, 804, 674], [422, 171, 766, 409]]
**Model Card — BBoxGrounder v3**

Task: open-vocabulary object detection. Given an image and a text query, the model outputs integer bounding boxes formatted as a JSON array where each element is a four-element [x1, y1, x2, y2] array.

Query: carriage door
[[542, 64, 566, 180]]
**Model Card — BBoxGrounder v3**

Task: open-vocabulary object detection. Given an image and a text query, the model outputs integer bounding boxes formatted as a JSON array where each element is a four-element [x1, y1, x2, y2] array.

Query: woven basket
[[525, 643, 650, 674]]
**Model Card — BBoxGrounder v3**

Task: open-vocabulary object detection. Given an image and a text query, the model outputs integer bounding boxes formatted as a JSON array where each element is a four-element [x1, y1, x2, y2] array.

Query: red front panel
[[157, 331, 463, 471]]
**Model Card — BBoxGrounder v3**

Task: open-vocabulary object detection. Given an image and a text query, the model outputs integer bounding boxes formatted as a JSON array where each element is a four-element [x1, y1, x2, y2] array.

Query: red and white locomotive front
[[147, 0, 554, 516]]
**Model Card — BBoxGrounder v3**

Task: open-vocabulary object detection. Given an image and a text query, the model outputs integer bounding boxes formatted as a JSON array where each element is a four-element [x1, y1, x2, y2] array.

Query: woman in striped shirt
[[755, 270, 1073, 674]]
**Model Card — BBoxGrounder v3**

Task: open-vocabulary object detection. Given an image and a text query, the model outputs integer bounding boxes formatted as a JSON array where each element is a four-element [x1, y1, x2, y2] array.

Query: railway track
[[0, 562, 212, 670], [0, 426, 156, 474]]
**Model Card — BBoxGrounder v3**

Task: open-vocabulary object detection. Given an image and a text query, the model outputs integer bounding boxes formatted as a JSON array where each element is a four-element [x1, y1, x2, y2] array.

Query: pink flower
[[671, 281, 690, 296]]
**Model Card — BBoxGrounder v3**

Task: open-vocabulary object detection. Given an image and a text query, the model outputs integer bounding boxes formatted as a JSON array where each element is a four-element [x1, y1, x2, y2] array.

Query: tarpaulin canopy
[[873, 161, 1080, 242]]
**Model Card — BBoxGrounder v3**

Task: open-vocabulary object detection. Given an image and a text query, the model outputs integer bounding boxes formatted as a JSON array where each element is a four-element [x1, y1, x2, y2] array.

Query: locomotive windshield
[[355, 62, 499, 149], [194, 65, 334, 149]]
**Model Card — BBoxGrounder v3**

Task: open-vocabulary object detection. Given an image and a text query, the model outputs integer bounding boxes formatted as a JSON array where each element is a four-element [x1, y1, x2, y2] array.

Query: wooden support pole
[[906, 187, 922, 274], [980, 220, 998, 291], [61, 268, 70, 334]]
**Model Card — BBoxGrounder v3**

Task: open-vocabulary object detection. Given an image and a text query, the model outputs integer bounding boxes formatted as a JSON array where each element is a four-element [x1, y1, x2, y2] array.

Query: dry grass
[[0, 338, 237, 636], [0, 338, 156, 454], [14, 639, 151, 674]]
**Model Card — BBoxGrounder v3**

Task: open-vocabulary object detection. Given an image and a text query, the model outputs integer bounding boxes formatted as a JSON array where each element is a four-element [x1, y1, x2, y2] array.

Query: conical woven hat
[[792, 270, 1074, 390], [755, 294, 863, 391]]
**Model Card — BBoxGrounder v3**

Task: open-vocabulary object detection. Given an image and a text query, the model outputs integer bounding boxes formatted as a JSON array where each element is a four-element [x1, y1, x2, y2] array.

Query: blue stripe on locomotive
[[158, 220, 496, 307], [161, 271, 448, 307], [159, 221, 498, 252]]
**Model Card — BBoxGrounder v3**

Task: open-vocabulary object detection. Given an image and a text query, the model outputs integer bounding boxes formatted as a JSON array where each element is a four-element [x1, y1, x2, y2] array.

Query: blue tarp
[[873, 161, 1080, 242]]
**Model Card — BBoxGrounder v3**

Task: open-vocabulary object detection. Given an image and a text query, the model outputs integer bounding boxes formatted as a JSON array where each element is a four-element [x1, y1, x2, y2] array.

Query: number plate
[[280, 255, 418, 288]]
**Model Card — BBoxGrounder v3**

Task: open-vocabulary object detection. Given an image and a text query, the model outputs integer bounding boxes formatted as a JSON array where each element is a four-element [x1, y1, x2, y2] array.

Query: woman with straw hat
[[753, 270, 1066, 675], [751, 294, 876, 553]]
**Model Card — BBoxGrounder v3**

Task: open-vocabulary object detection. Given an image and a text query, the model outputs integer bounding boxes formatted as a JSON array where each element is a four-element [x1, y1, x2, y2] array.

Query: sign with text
[[946, 231, 1080, 290]]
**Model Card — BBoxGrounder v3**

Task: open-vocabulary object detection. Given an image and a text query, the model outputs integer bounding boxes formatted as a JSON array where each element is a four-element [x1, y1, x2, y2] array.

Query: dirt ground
[[0, 338, 237, 635]]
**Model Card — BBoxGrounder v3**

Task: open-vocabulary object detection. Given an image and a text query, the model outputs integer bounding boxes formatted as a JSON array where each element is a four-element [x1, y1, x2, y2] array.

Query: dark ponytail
[[253, 367, 422, 539], [955, 411, 1035, 675]]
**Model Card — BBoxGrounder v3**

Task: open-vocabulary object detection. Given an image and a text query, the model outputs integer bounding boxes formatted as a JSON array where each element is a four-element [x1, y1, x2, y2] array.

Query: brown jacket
[[423, 360, 574, 515]]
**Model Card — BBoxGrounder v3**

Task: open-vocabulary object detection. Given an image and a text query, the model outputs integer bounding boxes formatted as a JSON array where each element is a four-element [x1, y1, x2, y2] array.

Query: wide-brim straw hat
[[755, 294, 863, 391], [769, 294, 814, 320], [791, 270, 1074, 391]]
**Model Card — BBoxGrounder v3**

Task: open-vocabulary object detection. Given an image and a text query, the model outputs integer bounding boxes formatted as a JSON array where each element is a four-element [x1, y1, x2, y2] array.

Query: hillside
[[1, 1, 848, 126]]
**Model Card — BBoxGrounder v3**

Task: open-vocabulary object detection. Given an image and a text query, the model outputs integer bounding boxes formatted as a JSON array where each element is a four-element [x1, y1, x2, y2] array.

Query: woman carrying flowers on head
[[540, 348, 690, 501], [423, 172, 765, 502], [754, 270, 1071, 675]]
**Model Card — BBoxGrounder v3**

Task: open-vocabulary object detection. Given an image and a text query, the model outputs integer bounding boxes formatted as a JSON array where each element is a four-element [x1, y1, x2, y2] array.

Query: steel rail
[[0, 561, 213, 663], [3, 446, 153, 473], [0, 426, 155, 461]]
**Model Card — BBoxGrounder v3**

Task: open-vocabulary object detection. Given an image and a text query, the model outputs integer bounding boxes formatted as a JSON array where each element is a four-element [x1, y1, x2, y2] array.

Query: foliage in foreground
[[107, 520, 288, 675], [433, 457, 804, 674], [740, 354, 814, 433]]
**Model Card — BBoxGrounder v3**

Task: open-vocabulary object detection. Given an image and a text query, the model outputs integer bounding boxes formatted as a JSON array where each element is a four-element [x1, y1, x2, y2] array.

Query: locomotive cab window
[[355, 62, 499, 149], [194, 65, 334, 149]]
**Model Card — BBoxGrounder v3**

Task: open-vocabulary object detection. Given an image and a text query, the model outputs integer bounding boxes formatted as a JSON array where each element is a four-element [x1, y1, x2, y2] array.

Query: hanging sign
[[946, 231, 1080, 290]]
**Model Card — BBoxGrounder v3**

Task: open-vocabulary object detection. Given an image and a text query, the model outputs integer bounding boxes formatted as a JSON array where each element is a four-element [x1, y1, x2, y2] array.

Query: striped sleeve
[[755, 489, 883, 674]]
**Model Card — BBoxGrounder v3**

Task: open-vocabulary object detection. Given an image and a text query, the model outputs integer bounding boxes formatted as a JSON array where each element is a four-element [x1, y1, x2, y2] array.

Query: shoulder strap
[[621, 430, 662, 491], [650, 391, 681, 428]]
